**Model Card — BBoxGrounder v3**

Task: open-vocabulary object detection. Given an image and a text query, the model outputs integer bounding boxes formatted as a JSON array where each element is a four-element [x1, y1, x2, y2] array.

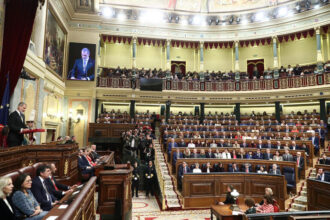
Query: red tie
[[297, 158, 299, 166], [246, 169, 249, 173], [51, 177, 59, 191]]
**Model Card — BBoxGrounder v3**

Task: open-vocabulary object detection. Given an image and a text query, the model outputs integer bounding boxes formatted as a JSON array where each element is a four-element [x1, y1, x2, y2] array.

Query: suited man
[[90, 144, 100, 162], [319, 153, 329, 165], [253, 149, 263, 159], [172, 148, 182, 166], [78, 149, 94, 178], [309, 133, 320, 155], [315, 125, 325, 148], [206, 148, 215, 158], [316, 168, 325, 181], [290, 141, 300, 151], [257, 140, 263, 149], [263, 140, 274, 149], [240, 140, 249, 148], [244, 164, 252, 173], [168, 138, 178, 159], [218, 139, 227, 148], [282, 148, 294, 161], [31, 164, 57, 211], [177, 139, 186, 148], [69, 48, 95, 80], [269, 164, 281, 175], [7, 102, 28, 147], [294, 152, 304, 178], [263, 149, 273, 160], [178, 162, 190, 189], [46, 163, 74, 200], [229, 163, 240, 172]]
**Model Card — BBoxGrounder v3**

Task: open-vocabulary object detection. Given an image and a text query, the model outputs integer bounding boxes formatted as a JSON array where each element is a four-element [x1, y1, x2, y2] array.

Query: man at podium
[[7, 102, 28, 147]]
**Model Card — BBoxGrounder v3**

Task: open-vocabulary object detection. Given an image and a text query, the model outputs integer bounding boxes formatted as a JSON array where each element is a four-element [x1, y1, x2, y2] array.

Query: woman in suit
[[0, 176, 18, 220], [218, 185, 235, 205], [12, 173, 48, 220]]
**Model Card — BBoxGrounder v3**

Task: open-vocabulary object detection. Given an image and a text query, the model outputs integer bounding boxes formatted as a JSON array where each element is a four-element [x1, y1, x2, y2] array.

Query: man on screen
[[69, 48, 95, 80]]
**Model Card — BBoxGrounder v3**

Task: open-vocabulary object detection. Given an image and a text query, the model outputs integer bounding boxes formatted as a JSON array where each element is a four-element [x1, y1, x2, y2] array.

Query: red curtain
[[0, 0, 40, 98], [171, 61, 186, 75], [247, 59, 264, 79]]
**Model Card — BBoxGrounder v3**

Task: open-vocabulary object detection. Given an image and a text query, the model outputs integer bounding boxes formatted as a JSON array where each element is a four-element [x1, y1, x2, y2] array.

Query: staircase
[[288, 183, 308, 212], [154, 139, 182, 209]]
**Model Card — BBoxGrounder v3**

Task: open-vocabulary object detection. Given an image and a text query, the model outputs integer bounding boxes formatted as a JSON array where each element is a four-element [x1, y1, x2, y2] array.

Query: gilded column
[[234, 41, 240, 71]]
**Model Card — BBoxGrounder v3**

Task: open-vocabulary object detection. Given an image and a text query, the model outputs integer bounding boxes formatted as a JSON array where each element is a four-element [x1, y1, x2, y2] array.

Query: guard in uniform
[[144, 160, 156, 197], [132, 161, 140, 197]]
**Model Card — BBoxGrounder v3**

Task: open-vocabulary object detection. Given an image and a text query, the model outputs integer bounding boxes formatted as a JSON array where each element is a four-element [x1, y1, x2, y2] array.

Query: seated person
[[316, 168, 325, 181], [269, 164, 281, 175], [243, 163, 252, 173], [282, 147, 294, 161], [172, 148, 183, 166], [319, 153, 330, 165], [90, 144, 101, 162], [213, 163, 224, 172], [218, 185, 235, 205], [257, 166, 268, 174], [78, 149, 95, 178], [46, 163, 75, 200], [272, 150, 283, 161], [0, 176, 18, 220], [244, 198, 256, 214], [222, 149, 231, 159], [253, 149, 263, 160], [192, 163, 202, 173], [12, 173, 48, 220], [190, 148, 199, 158], [256, 195, 274, 213], [229, 163, 240, 172], [31, 164, 57, 211], [263, 148, 273, 160], [203, 162, 213, 173], [199, 149, 206, 158], [187, 139, 196, 148]]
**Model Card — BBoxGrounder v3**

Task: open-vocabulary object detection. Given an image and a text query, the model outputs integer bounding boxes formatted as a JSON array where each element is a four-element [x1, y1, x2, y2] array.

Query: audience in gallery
[[100, 62, 330, 81], [12, 173, 48, 220]]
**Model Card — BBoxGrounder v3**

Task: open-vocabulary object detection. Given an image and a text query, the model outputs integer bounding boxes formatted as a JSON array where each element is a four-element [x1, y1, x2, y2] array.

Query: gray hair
[[81, 48, 90, 55], [0, 176, 11, 198], [18, 102, 26, 107]]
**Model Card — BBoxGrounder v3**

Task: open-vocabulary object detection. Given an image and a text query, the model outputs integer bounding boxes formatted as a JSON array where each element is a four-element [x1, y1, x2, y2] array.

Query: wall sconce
[[67, 109, 83, 136]]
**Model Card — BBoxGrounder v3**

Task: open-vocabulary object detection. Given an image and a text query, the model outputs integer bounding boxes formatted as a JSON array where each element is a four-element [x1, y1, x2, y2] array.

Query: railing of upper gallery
[[97, 73, 330, 92]]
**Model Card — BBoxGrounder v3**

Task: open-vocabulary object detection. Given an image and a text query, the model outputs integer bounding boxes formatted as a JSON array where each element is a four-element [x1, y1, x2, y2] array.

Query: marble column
[[275, 101, 281, 122], [315, 27, 324, 62], [234, 41, 240, 71], [132, 36, 137, 69], [200, 41, 204, 71], [166, 39, 171, 70]]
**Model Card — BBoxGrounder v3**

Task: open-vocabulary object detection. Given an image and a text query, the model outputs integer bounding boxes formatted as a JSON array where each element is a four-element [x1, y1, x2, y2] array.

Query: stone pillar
[[234, 41, 240, 71], [132, 36, 137, 69], [200, 41, 204, 71], [275, 101, 281, 122], [315, 27, 324, 62], [165, 101, 171, 122], [200, 103, 205, 122], [234, 103, 240, 123], [320, 99, 326, 122], [30, 1, 47, 57], [130, 100, 135, 119], [166, 39, 171, 70]]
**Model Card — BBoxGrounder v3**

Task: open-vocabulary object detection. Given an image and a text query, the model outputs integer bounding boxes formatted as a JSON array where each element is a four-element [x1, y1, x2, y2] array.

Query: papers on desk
[[58, 204, 68, 209], [232, 211, 240, 215], [72, 191, 79, 195], [46, 216, 58, 220]]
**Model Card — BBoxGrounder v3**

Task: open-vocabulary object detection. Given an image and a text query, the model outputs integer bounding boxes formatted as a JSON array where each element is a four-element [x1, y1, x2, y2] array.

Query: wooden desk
[[182, 173, 287, 210], [98, 164, 133, 220], [0, 143, 78, 185], [211, 204, 247, 220], [307, 178, 330, 211], [94, 151, 115, 177], [43, 176, 97, 220]]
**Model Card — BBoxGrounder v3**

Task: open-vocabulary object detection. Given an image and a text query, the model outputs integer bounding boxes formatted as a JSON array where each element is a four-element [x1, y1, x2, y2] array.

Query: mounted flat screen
[[140, 79, 163, 91]]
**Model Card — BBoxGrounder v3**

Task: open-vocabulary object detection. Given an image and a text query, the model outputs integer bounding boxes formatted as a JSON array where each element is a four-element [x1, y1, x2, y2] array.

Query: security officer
[[132, 161, 140, 197]]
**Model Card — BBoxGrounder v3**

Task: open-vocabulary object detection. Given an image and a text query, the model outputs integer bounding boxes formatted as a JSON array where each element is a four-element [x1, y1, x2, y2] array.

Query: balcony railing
[[97, 73, 330, 91]]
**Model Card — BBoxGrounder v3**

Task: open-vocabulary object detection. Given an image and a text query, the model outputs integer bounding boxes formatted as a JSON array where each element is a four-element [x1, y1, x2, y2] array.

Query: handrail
[[154, 149, 166, 210]]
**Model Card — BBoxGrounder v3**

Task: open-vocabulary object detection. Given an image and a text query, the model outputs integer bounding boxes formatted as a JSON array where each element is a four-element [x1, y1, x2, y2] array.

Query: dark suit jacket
[[294, 157, 304, 169], [0, 198, 19, 220], [31, 176, 56, 211], [178, 166, 191, 177], [309, 137, 320, 147], [78, 156, 94, 175], [263, 153, 273, 160], [45, 176, 69, 200], [69, 58, 95, 80], [269, 169, 281, 175], [7, 111, 27, 147]]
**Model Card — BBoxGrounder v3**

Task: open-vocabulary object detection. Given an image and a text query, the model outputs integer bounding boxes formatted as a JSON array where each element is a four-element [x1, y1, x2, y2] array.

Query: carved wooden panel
[[307, 179, 330, 210]]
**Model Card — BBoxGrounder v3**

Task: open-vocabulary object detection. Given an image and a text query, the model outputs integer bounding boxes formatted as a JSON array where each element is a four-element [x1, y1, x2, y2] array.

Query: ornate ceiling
[[99, 0, 293, 13]]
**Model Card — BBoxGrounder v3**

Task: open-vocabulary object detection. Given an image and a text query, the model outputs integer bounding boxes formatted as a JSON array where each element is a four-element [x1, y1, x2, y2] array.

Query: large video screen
[[67, 42, 96, 81], [140, 79, 163, 91]]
